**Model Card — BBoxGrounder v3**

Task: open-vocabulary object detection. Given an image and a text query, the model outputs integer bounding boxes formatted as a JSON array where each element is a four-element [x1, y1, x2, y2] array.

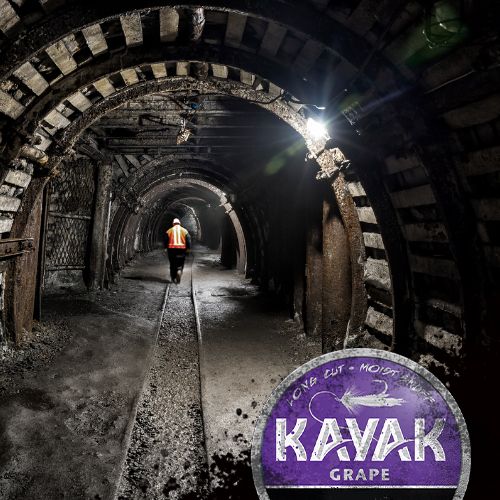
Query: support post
[[88, 162, 112, 290], [322, 199, 352, 352], [34, 184, 50, 321], [5, 177, 48, 343], [305, 197, 323, 337], [316, 148, 368, 346]]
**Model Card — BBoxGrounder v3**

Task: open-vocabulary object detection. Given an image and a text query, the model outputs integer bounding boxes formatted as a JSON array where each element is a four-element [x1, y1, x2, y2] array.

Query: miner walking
[[166, 218, 191, 284]]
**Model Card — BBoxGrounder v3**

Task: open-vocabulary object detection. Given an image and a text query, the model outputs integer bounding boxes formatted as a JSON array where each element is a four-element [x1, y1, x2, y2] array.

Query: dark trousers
[[167, 248, 187, 280]]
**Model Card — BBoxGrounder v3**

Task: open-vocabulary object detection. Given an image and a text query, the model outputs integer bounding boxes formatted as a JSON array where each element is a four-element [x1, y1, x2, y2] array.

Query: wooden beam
[[356, 206, 377, 224], [390, 184, 435, 208], [45, 38, 77, 75], [176, 62, 190, 76], [0, 89, 25, 119], [0, 0, 20, 35], [259, 22, 287, 57], [0, 195, 21, 212], [88, 163, 113, 290], [4, 170, 31, 188], [94, 78, 115, 98], [224, 13, 247, 48], [43, 109, 71, 131], [13, 62, 49, 96], [151, 63, 168, 79], [363, 232, 384, 249], [293, 40, 323, 74], [240, 70, 254, 86], [66, 91, 92, 112], [364, 257, 391, 291], [0, 217, 14, 233], [121, 68, 139, 86], [82, 23, 108, 56], [120, 13, 143, 47], [211, 64, 228, 79], [159, 7, 179, 42]]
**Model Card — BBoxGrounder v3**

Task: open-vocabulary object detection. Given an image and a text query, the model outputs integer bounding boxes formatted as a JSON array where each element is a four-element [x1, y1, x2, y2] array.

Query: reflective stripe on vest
[[168, 225, 187, 249]]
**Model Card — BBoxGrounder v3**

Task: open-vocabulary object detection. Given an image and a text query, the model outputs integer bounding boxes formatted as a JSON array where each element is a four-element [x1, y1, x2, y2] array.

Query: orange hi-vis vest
[[167, 225, 188, 249]]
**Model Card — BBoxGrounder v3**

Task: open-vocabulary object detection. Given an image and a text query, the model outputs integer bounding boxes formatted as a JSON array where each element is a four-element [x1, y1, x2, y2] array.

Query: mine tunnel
[[0, 1, 498, 498]]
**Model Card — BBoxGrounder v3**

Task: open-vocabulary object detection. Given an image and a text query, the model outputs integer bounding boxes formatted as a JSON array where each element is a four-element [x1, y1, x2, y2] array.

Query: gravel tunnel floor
[[0, 248, 321, 499], [117, 257, 210, 500]]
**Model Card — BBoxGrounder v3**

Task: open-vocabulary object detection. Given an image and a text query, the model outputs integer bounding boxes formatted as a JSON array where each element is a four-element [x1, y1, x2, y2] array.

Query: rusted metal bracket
[[0, 238, 35, 260]]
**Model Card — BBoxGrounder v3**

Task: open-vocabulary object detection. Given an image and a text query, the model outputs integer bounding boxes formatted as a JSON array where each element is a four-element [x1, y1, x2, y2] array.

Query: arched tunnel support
[[2, 74, 396, 354], [316, 152, 368, 347], [88, 162, 113, 290], [108, 171, 250, 280], [220, 201, 247, 275]]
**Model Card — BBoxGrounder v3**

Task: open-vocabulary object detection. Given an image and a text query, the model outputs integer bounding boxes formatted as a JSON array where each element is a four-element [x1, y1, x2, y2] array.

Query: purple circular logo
[[252, 349, 470, 500]]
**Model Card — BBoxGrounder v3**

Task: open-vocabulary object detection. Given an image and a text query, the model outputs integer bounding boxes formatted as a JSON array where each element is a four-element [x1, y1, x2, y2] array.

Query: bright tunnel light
[[306, 117, 329, 140]]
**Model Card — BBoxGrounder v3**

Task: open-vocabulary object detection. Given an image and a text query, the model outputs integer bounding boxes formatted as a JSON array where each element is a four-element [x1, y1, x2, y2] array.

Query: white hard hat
[[173, 218, 181, 225]]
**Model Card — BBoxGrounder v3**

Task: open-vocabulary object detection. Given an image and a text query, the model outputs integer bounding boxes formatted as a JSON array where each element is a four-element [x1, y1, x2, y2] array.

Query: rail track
[[116, 254, 211, 500]]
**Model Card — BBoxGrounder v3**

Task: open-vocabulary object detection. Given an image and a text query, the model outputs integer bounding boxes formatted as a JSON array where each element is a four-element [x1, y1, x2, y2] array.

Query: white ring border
[[250, 348, 471, 500]]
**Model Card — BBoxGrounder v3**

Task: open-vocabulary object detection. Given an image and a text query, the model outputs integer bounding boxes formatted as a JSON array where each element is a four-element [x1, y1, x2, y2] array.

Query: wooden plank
[[159, 7, 179, 42], [44, 109, 71, 129], [442, 93, 500, 129], [0, 0, 20, 34], [384, 153, 422, 175], [462, 146, 500, 177], [121, 68, 139, 86], [356, 206, 377, 224], [225, 13, 247, 48], [409, 255, 459, 279], [13, 62, 49, 96], [473, 198, 500, 221], [418, 322, 462, 356], [240, 70, 254, 86], [268, 81, 282, 96], [425, 297, 462, 317], [0, 195, 21, 212], [391, 184, 435, 208], [124, 155, 141, 169], [347, 181, 366, 197], [176, 62, 190, 76], [120, 13, 143, 47], [94, 78, 115, 98], [115, 155, 129, 177], [0, 89, 25, 119], [212, 64, 228, 79], [404, 222, 447, 242], [365, 306, 393, 337], [259, 23, 287, 57], [0, 217, 14, 233], [82, 23, 108, 56], [66, 91, 92, 112], [33, 132, 53, 152], [363, 232, 384, 249], [4, 170, 31, 188], [421, 46, 480, 91], [364, 257, 391, 291], [151, 63, 167, 79], [0, 185, 15, 197], [293, 39, 324, 74], [46, 38, 78, 75]]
